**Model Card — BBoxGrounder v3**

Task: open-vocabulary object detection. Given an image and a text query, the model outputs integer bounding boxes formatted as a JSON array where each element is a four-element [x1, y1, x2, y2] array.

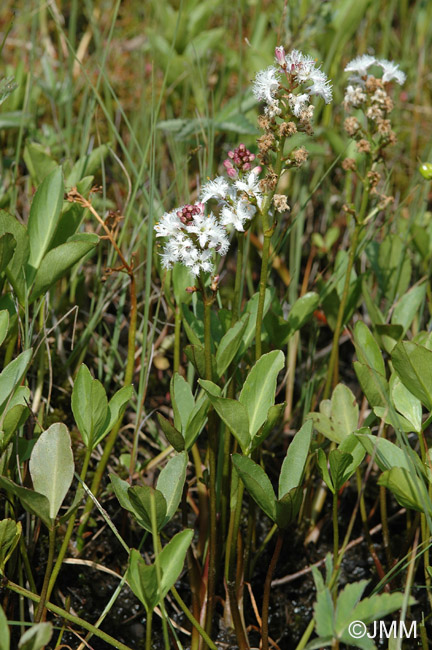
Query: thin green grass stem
[[332, 492, 339, 564], [6, 579, 134, 650], [233, 232, 245, 321], [225, 477, 249, 650], [76, 572, 129, 650], [171, 586, 218, 650], [34, 525, 57, 623], [46, 446, 92, 604], [152, 522, 169, 650], [249, 523, 278, 577], [295, 619, 315, 650], [324, 187, 369, 398], [18, 535, 37, 594], [76, 219, 137, 548]]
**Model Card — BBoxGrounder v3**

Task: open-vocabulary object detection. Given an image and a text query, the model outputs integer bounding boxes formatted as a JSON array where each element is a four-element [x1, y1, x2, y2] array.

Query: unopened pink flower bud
[[223, 159, 238, 178], [275, 46, 286, 65]]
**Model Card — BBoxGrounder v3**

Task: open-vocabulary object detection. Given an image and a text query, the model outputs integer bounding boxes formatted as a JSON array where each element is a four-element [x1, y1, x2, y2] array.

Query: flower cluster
[[344, 55, 405, 113], [343, 54, 405, 152], [200, 166, 263, 231], [252, 47, 333, 123], [155, 159, 263, 277], [155, 202, 229, 277], [223, 144, 256, 178]]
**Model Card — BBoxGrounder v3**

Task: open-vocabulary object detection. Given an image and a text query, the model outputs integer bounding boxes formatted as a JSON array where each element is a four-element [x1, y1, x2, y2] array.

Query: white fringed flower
[[200, 176, 232, 203], [154, 210, 182, 238], [187, 212, 230, 254], [279, 48, 333, 114], [288, 92, 310, 117], [156, 203, 230, 276], [377, 59, 406, 84], [221, 199, 257, 232], [308, 68, 333, 103], [344, 55, 377, 77], [234, 169, 262, 203], [284, 49, 316, 82], [252, 66, 280, 106]]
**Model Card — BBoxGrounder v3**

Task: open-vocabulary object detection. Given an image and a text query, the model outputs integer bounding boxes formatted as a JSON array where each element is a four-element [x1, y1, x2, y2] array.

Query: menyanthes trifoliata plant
[[155, 47, 333, 289], [342, 54, 406, 205]]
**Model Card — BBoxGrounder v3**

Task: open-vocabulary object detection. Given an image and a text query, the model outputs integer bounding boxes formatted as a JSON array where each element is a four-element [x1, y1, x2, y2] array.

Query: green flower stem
[[221, 233, 245, 538], [419, 431, 432, 608], [323, 221, 360, 398], [355, 467, 385, 581], [233, 231, 245, 322], [255, 137, 286, 361], [380, 485, 392, 569], [171, 586, 219, 650], [249, 523, 277, 577], [333, 491, 339, 563], [45, 446, 93, 604], [261, 530, 283, 650], [181, 487, 201, 650], [225, 478, 249, 650], [145, 610, 153, 650], [255, 232, 272, 361], [295, 619, 315, 650], [201, 280, 218, 644], [324, 187, 369, 398], [34, 524, 56, 623], [5, 578, 134, 650], [174, 304, 181, 373], [18, 535, 37, 594], [190, 442, 209, 558]]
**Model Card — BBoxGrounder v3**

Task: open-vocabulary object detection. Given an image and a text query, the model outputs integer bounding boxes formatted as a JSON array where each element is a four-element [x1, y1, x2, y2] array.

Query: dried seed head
[[260, 170, 278, 191], [273, 194, 290, 212], [376, 118, 392, 136], [367, 170, 381, 189], [279, 121, 297, 137], [357, 139, 371, 153], [257, 115, 271, 131], [292, 147, 309, 166], [366, 105, 384, 121], [342, 158, 357, 171], [344, 116, 361, 137], [365, 76, 382, 93], [257, 133, 276, 155]]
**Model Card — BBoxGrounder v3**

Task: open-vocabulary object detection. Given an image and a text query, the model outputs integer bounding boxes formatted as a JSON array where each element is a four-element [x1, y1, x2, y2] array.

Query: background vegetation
[[0, 0, 432, 649]]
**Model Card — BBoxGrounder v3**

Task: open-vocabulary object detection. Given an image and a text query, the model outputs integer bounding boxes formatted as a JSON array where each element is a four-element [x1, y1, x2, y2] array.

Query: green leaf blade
[[29, 423, 75, 521], [27, 167, 64, 272]]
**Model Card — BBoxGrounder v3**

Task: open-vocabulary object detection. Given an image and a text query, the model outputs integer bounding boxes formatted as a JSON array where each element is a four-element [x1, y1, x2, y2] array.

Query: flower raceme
[[344, 55, 405, 112], [155, 46, 333, 278], [343, 54, 405, 152], [155, 202, 229, 276], [155, 164, 263, 277], [253, 47, 333, 120]]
